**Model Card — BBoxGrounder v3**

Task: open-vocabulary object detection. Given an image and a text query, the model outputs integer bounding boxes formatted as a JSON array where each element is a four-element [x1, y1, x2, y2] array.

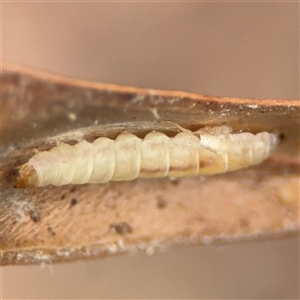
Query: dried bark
[[1, 63, 299, 265]]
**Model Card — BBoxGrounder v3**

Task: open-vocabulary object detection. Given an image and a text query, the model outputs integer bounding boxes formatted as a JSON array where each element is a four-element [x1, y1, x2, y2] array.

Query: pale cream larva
[[15, 126, 278, 188]]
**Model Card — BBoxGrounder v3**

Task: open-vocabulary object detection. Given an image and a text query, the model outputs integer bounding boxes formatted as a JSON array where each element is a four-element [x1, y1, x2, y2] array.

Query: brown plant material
[[1, 63, 299, 265]]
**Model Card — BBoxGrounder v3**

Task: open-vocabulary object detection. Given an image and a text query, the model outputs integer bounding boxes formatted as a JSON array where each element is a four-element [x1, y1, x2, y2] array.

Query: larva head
[[14, 163, 39, 189]]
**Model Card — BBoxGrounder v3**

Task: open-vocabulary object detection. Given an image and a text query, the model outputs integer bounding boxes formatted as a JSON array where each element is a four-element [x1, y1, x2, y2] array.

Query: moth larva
[[15, 126, 278, 188]]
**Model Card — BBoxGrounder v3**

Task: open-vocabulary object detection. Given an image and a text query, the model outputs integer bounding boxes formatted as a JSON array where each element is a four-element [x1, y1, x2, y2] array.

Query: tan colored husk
[[1, 63, 299, 265]]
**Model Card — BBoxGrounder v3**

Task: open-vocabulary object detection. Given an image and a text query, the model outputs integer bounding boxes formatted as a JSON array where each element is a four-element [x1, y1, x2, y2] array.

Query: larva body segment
[[168, 132, 200, 177], [89, 138, 115, 183], [15, 126, 278, 188], [112, 133, 142, 181], [140, 132, 170, 178]]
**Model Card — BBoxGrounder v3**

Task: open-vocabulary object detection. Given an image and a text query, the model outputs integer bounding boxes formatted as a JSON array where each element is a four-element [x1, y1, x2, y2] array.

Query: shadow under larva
[[14, 125, 279, 189]]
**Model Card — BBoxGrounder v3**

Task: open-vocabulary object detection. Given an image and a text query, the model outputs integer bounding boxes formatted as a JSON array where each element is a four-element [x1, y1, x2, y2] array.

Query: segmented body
[[15, 126, 278, 188]]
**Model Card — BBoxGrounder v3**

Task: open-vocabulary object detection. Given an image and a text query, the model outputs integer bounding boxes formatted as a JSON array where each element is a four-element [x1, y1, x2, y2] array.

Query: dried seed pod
[[15, 126, 278, 188]]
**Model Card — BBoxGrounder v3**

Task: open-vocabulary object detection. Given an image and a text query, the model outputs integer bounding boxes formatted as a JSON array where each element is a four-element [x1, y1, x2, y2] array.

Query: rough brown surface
[[1, 63, 299, 265]]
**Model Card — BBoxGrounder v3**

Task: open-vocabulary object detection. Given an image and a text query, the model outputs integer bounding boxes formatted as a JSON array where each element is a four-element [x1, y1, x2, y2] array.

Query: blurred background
[[1, 2, 299, 299]]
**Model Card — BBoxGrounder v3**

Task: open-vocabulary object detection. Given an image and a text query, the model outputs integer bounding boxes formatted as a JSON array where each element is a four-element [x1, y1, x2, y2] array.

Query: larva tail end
[[270, 133, 280, 152], [14, 163, 38, 189]]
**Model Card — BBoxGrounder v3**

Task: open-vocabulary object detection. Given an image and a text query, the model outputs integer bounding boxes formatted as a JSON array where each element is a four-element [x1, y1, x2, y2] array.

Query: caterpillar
[[15, 126, 278, 188]]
